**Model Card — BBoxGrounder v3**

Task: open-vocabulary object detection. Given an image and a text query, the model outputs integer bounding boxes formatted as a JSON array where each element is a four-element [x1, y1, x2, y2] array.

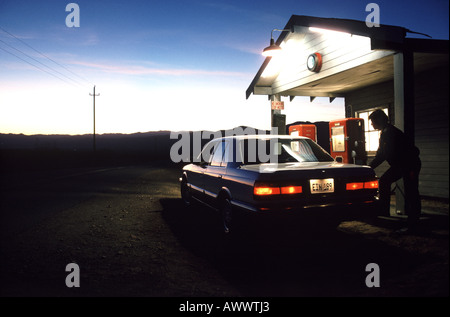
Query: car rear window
[[237, 138, 334, 164]]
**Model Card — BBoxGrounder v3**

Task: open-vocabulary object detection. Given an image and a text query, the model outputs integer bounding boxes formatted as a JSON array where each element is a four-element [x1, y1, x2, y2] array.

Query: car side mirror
[[335, 156, 343, 163]]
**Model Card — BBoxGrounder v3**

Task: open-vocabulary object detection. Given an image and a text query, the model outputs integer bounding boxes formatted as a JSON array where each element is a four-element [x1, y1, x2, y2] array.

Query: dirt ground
[[1, 166, 238, 297], [0, 164, 448, 298]]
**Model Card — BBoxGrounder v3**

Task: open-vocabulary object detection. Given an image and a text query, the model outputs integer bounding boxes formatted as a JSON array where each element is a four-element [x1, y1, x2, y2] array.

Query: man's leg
[[404, 166, 422, 230], [378, 167, 402, 217]]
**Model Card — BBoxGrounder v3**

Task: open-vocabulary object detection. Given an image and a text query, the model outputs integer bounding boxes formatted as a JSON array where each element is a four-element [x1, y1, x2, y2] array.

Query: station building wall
[[345, 66, 449, 199]]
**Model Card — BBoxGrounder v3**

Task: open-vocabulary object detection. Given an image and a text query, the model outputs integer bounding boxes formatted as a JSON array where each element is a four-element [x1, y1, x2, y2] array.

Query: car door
[[202, 139, 226, 206], [188, 140, 216, 201]]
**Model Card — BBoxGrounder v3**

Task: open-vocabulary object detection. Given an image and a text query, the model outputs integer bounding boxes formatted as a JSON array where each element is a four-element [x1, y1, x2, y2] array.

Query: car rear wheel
[[180, 179, 192, 207], [221, 198, 233, 234]]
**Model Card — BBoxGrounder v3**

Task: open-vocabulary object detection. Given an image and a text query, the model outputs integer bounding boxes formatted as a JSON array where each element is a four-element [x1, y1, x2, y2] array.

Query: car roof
[[209, 135, 311, 142]]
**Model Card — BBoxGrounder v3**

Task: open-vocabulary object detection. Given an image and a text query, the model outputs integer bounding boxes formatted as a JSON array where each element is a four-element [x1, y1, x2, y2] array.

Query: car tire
[[220, 198, 233, 234], [180, 178, 192, 207]]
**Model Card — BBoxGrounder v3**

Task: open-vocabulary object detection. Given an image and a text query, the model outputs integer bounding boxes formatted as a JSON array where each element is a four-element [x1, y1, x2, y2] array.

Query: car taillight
[[254, 185, 302, 196], [254, 186, 280, 196], [281, 186, 303, 194], [364, 180, 379, 189], [346, 181, 378, 190], [346, 182, 364, 190]]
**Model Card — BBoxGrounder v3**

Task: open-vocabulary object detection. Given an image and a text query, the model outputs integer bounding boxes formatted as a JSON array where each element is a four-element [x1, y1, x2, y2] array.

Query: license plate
[[310, 178, 334, 194]]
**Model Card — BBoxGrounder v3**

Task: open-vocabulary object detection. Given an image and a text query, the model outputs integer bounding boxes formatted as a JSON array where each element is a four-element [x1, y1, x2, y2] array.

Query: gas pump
[[289, 124, 317, 141], [329, 118, 367, 165]]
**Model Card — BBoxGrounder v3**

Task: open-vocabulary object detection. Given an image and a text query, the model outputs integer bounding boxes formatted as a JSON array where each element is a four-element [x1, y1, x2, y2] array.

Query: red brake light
[[281, 186, 303, 194], [364, 180, 379, 189], [254, 186, 281, 196], [254, 185, 302, 196], [346, 182, 364, 190], [346, 181, 379, 190]]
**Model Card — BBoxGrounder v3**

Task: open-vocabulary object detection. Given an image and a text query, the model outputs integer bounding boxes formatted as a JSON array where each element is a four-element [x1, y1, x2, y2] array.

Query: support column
[[393, 51, 415, 215], [270, 94, 286, 134]]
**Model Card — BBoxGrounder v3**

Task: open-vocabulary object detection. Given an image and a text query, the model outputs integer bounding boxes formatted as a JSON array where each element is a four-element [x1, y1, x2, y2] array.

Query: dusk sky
[[1, 0, 448, 135]]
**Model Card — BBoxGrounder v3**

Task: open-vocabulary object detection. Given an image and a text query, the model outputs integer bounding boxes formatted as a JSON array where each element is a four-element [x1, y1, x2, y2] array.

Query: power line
[[0, 45, 79, 87], [0, 25, 93, 87], [0, 25, 92, 85], [0, 38, 85, 88]]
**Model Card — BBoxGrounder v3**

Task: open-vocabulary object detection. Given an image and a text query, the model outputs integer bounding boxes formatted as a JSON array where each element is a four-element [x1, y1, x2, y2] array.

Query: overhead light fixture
[[262, 28, 291, 57]]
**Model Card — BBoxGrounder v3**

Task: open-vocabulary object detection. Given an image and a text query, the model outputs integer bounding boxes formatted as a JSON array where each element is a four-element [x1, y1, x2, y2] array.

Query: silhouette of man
[[368, 109, 421, 233]]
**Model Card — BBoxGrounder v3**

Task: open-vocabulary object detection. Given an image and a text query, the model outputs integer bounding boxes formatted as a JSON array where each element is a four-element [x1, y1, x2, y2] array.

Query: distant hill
[[0, 127, 268, 170], [0, 124, 331, 154], [0, 126, 273, 152], [0, 131, 172, 151]]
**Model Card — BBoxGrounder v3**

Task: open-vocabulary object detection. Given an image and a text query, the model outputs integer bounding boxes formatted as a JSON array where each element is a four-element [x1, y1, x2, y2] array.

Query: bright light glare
[[309, 26, 359, 48], [309, 27, 351, 37], [262, 46, 282, 57], [261, 39, 302, 78]]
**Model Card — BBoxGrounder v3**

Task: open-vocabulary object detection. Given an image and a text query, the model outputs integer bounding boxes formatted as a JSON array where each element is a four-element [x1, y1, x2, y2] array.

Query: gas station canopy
[[245, 15, 449, 201], [246, 15, 448, 100]]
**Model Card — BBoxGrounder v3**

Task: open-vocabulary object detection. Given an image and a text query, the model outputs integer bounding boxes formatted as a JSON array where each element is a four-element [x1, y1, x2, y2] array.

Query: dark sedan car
[[180, 135, 379, 233]]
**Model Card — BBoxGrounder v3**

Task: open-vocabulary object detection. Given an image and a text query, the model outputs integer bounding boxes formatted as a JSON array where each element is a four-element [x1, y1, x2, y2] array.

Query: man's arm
[[369, 147, 384, 169], [369, 133, 385, 169]]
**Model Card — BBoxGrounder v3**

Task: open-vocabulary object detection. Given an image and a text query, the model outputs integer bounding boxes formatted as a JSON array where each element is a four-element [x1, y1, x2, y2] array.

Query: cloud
[[80, 33, 99, 46], [69, 59, 252, 78]]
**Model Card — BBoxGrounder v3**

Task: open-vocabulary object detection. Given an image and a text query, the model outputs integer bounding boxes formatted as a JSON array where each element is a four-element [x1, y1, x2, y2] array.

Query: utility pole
[[89, 85, 100, 152]]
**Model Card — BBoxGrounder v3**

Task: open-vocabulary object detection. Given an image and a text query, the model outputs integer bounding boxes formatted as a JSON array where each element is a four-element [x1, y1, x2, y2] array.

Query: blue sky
[[0, 0, 448, 135]]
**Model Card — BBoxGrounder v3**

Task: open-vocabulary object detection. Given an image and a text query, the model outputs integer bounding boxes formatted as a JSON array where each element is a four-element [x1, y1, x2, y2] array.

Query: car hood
[[239, 162, 372, 173]]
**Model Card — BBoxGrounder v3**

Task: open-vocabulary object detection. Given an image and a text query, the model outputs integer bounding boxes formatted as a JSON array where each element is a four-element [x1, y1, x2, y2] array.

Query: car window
[[286, 141, 319, 162], [222, 139, 233, 166], [238, 138, 334, 164], [210, 141, 225, 167], [197, 140, 217, 164]]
